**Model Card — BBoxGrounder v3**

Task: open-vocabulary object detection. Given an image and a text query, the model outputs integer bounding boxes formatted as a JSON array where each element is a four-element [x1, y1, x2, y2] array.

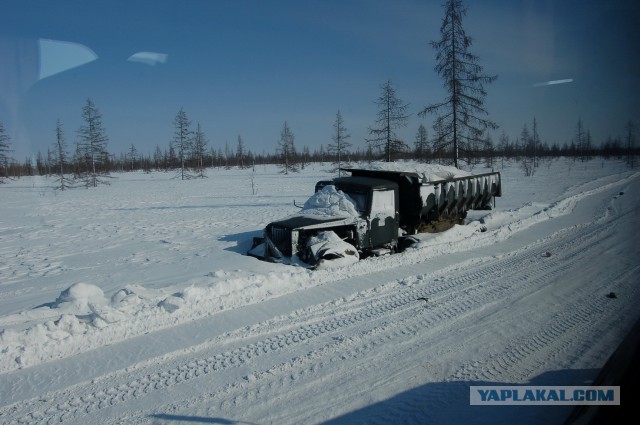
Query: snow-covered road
[[1, 160, 638, 424]]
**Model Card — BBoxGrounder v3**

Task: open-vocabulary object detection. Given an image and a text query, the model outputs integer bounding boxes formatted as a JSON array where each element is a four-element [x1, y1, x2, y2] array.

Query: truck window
[[371, 189, 395, 217], [343, 191, 368, 214]]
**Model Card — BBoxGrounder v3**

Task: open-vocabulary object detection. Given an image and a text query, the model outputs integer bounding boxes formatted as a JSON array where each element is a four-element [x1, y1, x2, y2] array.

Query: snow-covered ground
[[0, 158, 638, 424]]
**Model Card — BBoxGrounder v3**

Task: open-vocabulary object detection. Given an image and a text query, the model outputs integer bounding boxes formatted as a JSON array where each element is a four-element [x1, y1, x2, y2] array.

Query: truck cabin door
[[368, 189, 398, 247]]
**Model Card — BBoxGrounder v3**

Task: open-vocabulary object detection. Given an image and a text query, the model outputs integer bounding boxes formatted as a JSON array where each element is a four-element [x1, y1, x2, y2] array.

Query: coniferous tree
[[173, 108, 193, 180], [414, 124, 429, 163], [236, 135, 246, 168], [77, 99, 110, 187], [531, 117, 540, 167], [0, 121, 12, 181], [432, 119, 447, 164], [574, 118, 591, 162], [128, 144, 138, 171], [277, 121, 298, 174], [625, 120, 636, 168], [483, 133, 495, 168], [498, 131, 509, 169], [153, 145, 163, 171], [420, 0, 497, 168], [327, 110, 352, 175], [367, 80, 409, 162], [167, 145, 178, 169], [520, 124, 535, 176], [192, 122, 208, 178]]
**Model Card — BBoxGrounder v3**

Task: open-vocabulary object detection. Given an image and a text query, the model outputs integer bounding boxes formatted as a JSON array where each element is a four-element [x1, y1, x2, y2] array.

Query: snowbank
[[55, 282, 107, 313]]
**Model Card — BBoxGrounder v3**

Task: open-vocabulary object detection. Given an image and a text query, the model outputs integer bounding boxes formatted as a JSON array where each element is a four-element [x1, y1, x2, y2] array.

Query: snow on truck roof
[[299, 185, 360, 219], [348, 161, 473, 182]]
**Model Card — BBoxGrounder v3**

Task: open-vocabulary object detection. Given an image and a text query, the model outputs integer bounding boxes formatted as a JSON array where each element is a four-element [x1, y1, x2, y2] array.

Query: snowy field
[[0, 158, 638, 424]]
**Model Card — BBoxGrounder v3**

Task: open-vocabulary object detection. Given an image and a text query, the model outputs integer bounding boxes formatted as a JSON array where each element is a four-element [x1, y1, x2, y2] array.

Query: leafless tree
[[53, 119, 73, 190]]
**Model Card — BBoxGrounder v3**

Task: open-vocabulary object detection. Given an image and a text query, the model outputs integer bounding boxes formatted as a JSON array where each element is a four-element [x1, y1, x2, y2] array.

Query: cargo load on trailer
[[248, 164, 502, 268]]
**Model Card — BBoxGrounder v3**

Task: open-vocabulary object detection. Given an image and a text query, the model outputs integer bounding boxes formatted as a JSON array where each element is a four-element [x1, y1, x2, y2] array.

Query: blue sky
[[1, 0, 638, 160]]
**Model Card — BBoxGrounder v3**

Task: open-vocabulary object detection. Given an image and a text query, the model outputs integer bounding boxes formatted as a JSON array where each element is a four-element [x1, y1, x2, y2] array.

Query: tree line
[[0, 0, 637, 185], [1, 108, 637, 185]]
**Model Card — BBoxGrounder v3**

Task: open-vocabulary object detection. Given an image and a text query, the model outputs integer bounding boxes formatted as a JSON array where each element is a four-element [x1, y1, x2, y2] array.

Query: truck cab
[[328, 176, 399, 251], [249, 177, 400, 266]]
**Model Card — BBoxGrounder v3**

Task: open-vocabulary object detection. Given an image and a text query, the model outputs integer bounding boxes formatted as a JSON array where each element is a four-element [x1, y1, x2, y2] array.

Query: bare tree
[[77, 99, 110, 187], [53, 119, 73, 190], [367, 80, 409, 162], [327, 110, 352, 175], [277, 121, 298, 174], [420, 0, 497, 168]]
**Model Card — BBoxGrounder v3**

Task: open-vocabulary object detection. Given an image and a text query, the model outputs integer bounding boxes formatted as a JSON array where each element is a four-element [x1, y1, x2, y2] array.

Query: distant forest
[[1, 117, 637, 182]]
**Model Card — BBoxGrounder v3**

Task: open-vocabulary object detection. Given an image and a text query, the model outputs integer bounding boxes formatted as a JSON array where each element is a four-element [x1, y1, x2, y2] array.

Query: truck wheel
[[397, 235, 420, 253]]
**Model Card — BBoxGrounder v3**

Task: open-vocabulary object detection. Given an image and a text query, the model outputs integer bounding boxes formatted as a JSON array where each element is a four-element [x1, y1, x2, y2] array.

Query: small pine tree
[[277, 121, 298, 174], [0, 121, 12, 181], [192, 123, 208, 178], [327, 110, 352, 175], [236, 135, 246, 169], [172, 108, 193, 180], [520, 124, 535, 176], [414, 124, 429, 163], [76, 99, 110, 187], [367, 80, 409, 162], [128, 144, 138, 171], [625, 120, 636, 168]]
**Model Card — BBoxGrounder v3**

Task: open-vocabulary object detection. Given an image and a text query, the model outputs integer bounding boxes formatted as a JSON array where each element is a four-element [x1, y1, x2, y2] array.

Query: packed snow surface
[[0, 159, 638, 425]]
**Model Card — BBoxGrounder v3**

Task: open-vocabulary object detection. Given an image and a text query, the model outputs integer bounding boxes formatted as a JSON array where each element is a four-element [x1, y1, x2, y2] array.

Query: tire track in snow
[[0, 190, 630, 425], [186, 201, 635, 425]]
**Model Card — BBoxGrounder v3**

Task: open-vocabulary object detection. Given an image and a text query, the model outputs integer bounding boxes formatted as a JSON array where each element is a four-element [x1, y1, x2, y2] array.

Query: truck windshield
[[342, 191, 368, 215]]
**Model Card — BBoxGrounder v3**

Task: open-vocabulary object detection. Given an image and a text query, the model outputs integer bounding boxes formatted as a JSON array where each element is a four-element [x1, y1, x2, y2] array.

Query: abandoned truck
[[248, 167, 502, 267]]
